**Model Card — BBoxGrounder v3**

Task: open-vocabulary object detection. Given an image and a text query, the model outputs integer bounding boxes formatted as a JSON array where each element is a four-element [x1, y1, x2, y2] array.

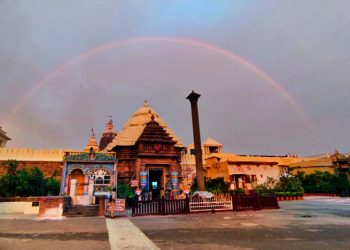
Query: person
[[135, 186, 142, 201]]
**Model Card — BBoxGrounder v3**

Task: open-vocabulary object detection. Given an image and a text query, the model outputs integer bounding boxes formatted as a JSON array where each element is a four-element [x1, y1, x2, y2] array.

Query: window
[[209, 146, 219, 153], [94, 176, 111, 185], [244, 175, 251, 183], [96, 177, 103, 184], [144, 144, 154, 151], [190, 149, 195, 155], [251, 175, 257, 183], [104, 176, 111, 184]]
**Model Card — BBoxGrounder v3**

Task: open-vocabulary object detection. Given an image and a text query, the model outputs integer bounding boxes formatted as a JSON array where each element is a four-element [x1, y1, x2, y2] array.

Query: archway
[[70, 169, 85, 195]]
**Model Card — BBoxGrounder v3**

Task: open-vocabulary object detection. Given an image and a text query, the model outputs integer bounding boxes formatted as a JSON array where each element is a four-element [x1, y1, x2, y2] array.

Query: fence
[[132, 197, 189, 216], [131, 194, 279, 216], [232, 194, 279, 211], [190, 196, 233, 212]]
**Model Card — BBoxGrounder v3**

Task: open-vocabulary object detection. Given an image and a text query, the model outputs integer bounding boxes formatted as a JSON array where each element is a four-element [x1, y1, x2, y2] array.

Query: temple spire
[[85, 128, 99, 152], [99, 118, 118, 151]]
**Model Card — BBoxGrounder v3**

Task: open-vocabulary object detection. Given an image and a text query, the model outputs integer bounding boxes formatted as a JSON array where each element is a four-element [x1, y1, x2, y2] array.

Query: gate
[[189, 196, 233, 212], [232, 194, 279, 211]]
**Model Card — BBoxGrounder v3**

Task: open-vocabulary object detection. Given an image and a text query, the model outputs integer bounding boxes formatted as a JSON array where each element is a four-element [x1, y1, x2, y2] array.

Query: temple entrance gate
[[70, 169, 85, 195], [148, 168, 163, 199]]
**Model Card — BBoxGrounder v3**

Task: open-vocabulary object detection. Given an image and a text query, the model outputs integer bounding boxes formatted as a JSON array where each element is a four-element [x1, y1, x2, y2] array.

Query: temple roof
[[137, 116, 175, 144], [0, 126, 11, 141], [102, 119, 117, 135], [106, 101, 183, 150], [99, 119, 117, 151], [84, 129, 99, 152]]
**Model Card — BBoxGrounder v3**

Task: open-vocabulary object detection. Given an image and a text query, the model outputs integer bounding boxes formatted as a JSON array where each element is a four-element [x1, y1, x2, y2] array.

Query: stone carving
[[65, 152, 116, 161]]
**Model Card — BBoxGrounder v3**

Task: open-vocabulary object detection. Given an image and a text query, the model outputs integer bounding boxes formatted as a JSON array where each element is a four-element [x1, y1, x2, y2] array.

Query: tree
[[191, 177, 229, 194], [0, 160, 61, 197], [0, 160, 19, 197], [275, 175, 304, 193]]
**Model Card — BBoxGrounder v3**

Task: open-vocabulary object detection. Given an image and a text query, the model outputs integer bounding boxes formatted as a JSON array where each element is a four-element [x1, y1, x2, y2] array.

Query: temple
[[1, 101, 349, 201], [60, 129, 117, 205], [105, 101, 183, 199]]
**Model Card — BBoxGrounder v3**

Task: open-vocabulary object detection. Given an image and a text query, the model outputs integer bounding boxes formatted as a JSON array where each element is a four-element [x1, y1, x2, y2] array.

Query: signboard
[[130, 180, 139, 187], [115, 199, 126, 212], [94, 191, 109, 196]]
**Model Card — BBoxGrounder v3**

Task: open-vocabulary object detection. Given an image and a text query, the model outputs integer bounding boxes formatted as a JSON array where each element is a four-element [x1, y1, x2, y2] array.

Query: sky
[[0, 0, 349, 156]]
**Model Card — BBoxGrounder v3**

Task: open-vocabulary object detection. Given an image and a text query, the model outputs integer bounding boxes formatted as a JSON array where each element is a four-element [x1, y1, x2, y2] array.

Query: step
[[63, 205, 100, 217]]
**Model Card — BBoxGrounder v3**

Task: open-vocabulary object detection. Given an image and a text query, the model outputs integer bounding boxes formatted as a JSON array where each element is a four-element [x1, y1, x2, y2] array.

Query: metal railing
[[131, 194, 279, 216]]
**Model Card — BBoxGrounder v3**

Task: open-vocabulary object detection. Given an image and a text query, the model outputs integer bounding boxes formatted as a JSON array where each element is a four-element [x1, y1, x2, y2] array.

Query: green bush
[[117, 183, 135, 199], [297, 170, 349, 195], [46, 178, 61, 196], [275, 176, 304, 194], [252, 177, 277, 196], [191, 177, 229, 194], [0, 160, 60, 197], [230, 188, 245, 196]]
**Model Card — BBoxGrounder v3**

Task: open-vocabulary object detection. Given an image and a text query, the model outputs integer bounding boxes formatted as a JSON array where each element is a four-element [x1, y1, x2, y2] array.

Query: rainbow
[[1, 36, 312, 127]]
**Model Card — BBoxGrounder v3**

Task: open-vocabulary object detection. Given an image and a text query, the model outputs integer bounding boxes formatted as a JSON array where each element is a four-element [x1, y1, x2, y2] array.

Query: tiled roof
[[206, 153, 311, 165], [203, 137, 223, 147], [289, 157, 333, 167]]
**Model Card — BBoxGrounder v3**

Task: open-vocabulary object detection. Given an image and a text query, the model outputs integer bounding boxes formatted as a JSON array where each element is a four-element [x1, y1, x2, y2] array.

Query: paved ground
[[106, 218, 159, 250], [0, 197, 349, 250], [0, 216, 110, 250], [131, 197, 350, 250]]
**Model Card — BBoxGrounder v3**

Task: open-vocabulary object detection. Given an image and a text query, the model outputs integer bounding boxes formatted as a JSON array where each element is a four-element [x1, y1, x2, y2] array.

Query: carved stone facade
[[107, 102, 184, 199], [112, 117, 182, 198], [61, 151, 117, 205]]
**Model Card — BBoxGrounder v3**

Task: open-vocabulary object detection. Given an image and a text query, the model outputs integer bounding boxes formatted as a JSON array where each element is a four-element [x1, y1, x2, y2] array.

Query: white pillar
[[88, 180, 94, 196], [69, 179, 77, 199], [84, 175, 89, 195]]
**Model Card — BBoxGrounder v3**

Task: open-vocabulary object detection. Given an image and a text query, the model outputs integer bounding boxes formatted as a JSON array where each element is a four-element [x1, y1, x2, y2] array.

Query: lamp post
[[186, 90, 205, 191]]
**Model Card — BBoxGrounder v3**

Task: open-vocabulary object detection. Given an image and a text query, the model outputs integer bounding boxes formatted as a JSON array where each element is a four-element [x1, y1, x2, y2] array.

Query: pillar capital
[[186, 90, 201, 103]]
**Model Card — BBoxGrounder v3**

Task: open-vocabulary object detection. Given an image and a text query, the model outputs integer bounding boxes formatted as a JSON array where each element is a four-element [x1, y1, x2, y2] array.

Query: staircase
[[63, 205, 100, 217]]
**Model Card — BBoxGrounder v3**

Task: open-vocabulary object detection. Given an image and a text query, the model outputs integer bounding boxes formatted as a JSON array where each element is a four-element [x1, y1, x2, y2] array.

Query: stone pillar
[[69, 179, 77, 199], [88, 180, 94, 196], [187, 90, 205, 191], [84, 175, 89, 195], [98, 196, 106, 216], [113, 162, 118, 191], [60, 162, 67, 195]]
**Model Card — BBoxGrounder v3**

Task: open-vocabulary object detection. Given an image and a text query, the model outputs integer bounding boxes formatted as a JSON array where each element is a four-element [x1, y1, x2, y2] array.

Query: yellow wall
[[290, 166, 336, 175], [205, 158, 230, 182]]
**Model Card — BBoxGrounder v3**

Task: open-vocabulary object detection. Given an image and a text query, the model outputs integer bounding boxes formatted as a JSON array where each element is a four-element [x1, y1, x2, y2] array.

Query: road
[[131, 197, 350, 250], [0, 197, 349, 250]]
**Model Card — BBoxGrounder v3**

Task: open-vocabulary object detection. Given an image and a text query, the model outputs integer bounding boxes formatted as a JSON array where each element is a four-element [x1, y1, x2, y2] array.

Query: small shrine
[[61, 129, 117, 205]]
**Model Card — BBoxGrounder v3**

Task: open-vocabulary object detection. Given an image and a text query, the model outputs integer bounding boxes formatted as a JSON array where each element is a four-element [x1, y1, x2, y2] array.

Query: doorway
[[70, 169, 85, 195], [149, 169, 163, 199]]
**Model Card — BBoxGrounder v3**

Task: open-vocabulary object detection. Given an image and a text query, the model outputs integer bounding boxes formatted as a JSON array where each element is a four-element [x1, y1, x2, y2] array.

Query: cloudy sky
[[1, 1, 349, 156]]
